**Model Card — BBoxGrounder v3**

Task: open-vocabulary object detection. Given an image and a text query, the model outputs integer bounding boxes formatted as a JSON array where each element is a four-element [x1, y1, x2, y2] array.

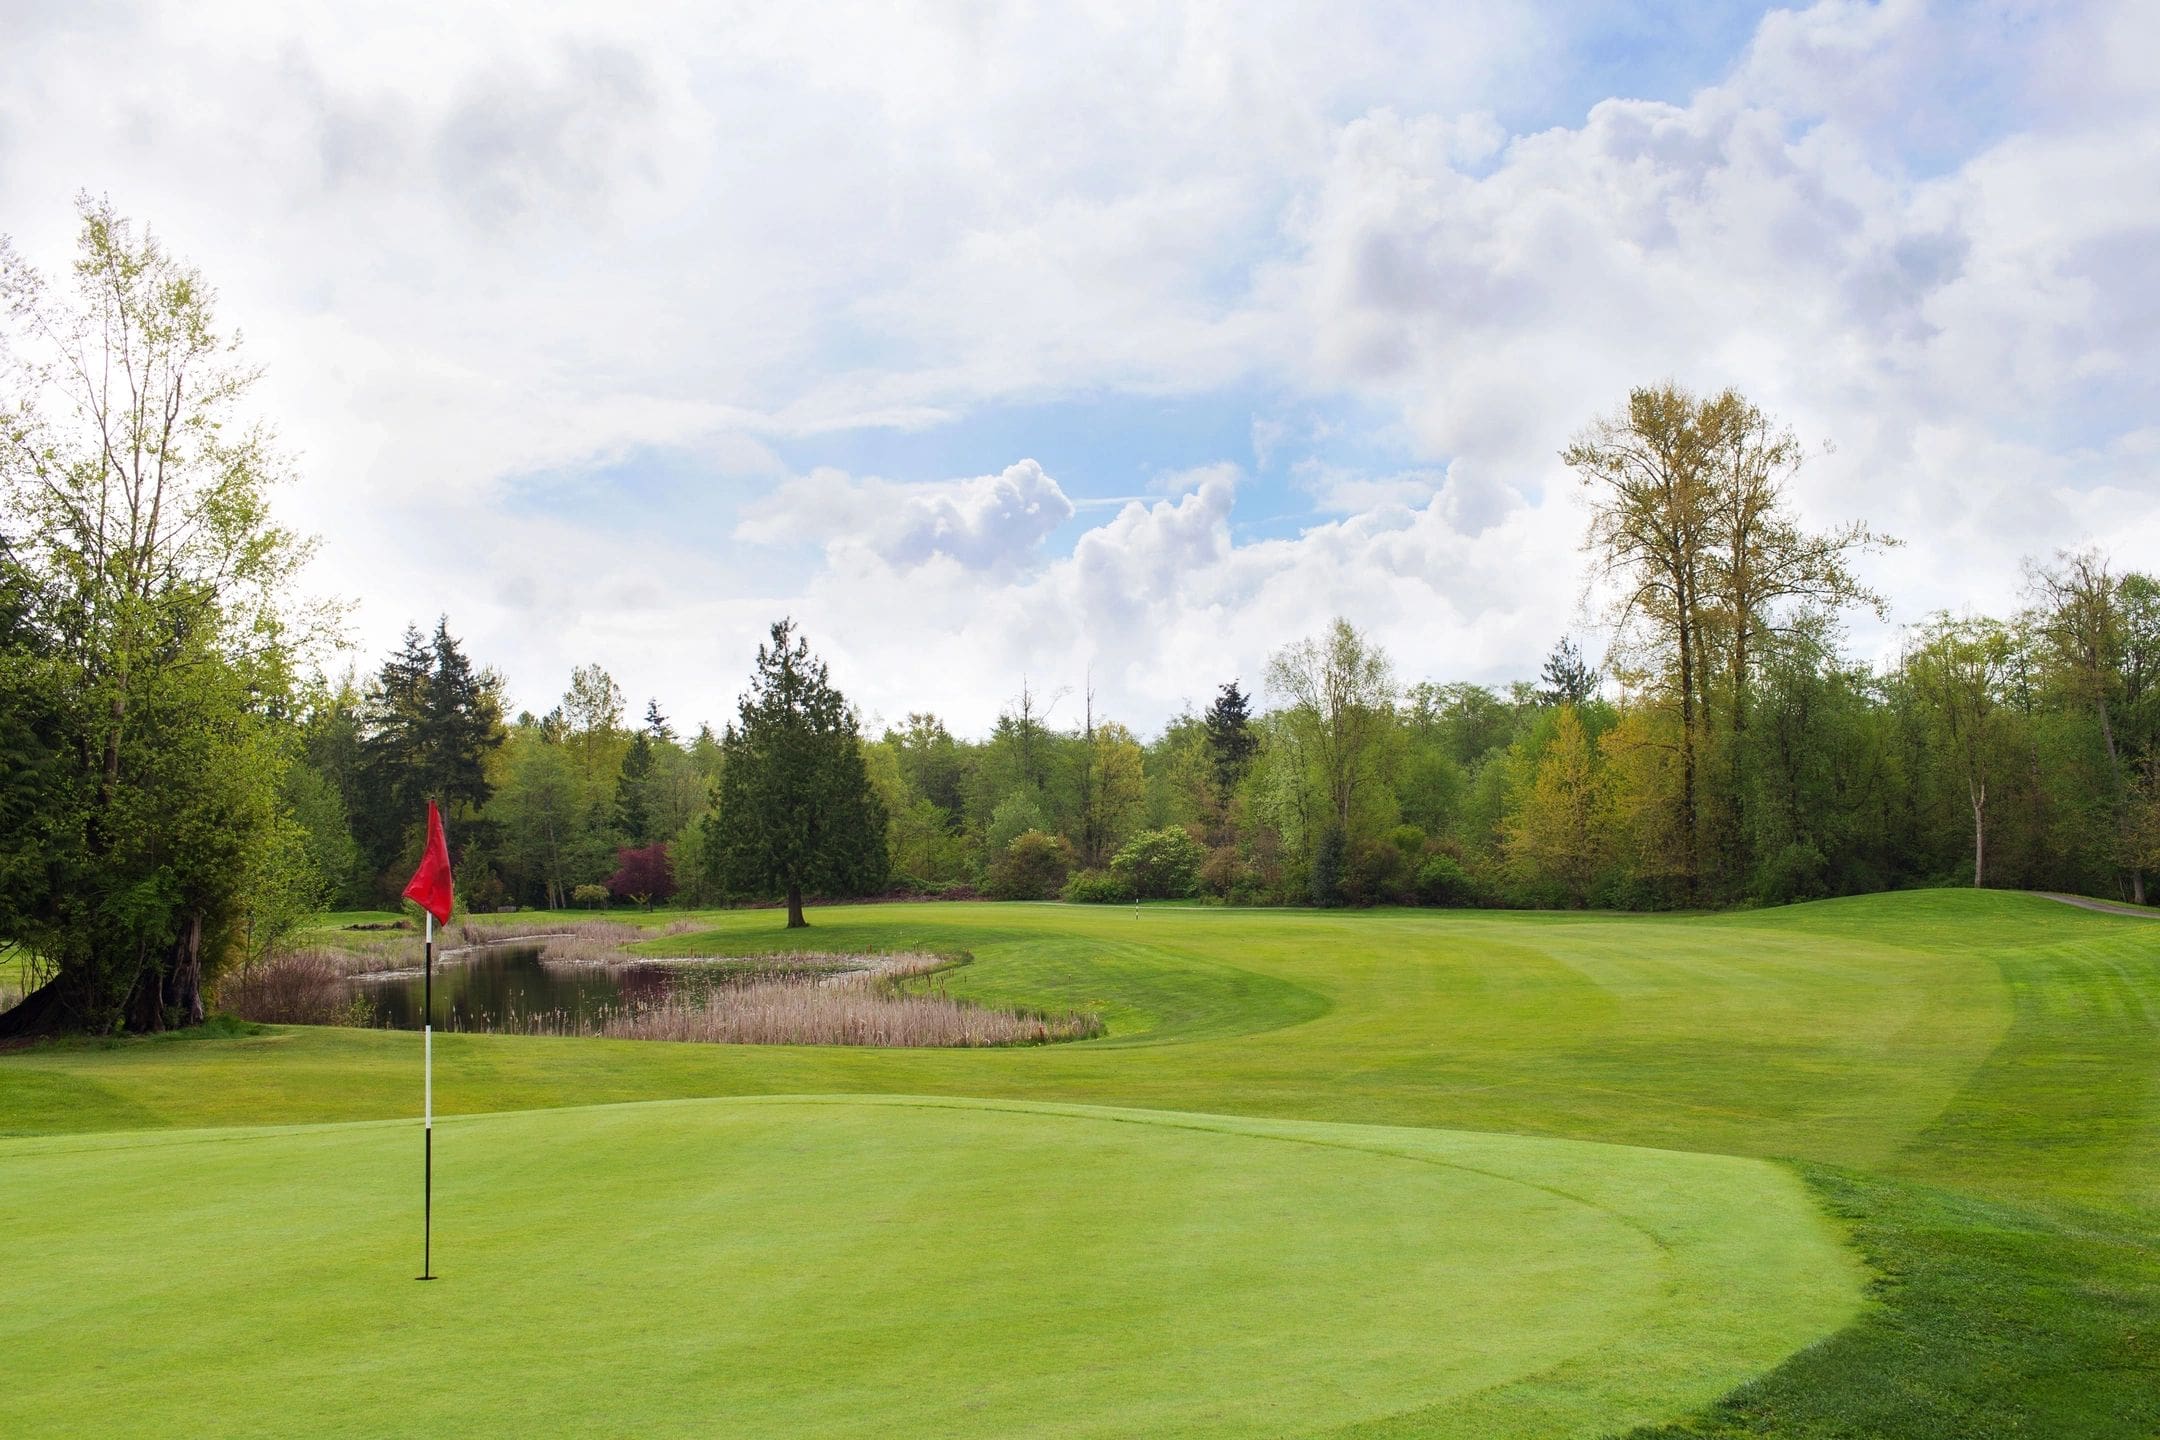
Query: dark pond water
[[356, 946, 722, 1031]]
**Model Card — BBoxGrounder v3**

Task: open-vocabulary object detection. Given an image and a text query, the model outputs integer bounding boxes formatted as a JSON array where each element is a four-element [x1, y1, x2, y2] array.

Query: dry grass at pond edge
[[592, 958, 1104, 1047], [216, 950, 371, 1026]]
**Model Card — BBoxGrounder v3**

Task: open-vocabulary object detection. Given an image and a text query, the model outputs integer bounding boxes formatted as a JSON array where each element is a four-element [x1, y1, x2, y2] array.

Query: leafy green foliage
[[705, 620, 888, 925], [985, 829, 1073, 900], [1110, 827, 1205, 899]]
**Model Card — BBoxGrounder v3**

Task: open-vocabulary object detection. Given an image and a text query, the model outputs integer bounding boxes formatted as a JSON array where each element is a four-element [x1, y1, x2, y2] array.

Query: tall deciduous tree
[[0, 197, 317, 1034], [1907, 616, 2014, 887], [705, 620, 887, 927], [2025, 549, 2142, 903], [1266, 618, 1397, 833]]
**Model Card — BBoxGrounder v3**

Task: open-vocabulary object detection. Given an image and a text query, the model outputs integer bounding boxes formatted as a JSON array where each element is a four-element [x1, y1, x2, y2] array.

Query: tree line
[[3, 201, 2154, 1035]]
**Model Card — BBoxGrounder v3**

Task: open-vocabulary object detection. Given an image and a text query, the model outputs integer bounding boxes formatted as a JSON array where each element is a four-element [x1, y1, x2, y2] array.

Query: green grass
[[2, 889, 2156, 1435], [0, 1097, 1857, 1439]]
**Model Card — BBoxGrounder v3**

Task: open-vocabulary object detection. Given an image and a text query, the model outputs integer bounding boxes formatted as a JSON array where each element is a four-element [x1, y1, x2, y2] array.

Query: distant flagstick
[[401, 800, 455, 1282]]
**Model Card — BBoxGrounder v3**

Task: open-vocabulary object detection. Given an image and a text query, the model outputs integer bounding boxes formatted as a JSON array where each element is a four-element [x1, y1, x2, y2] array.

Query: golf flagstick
[[422, 909, 433, 1281], [401, 799, 454, 1281]]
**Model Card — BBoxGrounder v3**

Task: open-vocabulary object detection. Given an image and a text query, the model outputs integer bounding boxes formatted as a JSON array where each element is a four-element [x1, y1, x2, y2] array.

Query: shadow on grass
[[1622, 1167, 2160, 1439]]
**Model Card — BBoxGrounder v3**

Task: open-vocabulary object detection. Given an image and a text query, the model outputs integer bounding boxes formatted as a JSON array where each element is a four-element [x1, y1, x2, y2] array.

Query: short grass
[[3, 890, 2156, 1435], [0, 1097, 1857, 1439]]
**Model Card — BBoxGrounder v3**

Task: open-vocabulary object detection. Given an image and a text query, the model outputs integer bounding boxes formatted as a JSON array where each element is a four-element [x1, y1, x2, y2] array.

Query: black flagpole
[[420, 910, 435, 1280]]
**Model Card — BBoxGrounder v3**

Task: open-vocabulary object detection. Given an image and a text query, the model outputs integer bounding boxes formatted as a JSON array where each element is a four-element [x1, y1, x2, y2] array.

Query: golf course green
[[4, 889, 2157, 1436]]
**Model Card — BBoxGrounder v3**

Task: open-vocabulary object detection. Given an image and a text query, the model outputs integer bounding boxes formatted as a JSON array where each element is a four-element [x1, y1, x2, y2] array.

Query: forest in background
[[305, 529, 2159, 919]]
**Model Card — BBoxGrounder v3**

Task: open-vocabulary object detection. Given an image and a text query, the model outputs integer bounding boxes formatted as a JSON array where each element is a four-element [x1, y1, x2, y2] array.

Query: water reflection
[[356, 945, 723, 1031]]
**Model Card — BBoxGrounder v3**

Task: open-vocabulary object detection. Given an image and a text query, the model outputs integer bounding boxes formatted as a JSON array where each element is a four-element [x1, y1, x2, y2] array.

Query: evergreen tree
[[1203, 681, 1259, 805], [1538, 638, 1601, 707], [615, 730, 655, 845], [353, 618, 503, 889], [705, 620, 888, 927], [643, 698, 675, 743], [421, 617, 503, 815]]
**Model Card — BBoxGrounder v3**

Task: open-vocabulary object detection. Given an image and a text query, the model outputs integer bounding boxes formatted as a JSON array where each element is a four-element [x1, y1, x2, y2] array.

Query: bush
[[1063, 869, 1134, 904], [1415, 854, 1478, 907], [571, 883, 611, 909], [1110, 826, 1206, 899], [1199, 844, 1245, 901], [1341, 835, 1413, 906], [607, 843, 676, 906], [1754, 841, 1829, 904], [216, 950, 362, 1026], [986, 829, 1075, 900]]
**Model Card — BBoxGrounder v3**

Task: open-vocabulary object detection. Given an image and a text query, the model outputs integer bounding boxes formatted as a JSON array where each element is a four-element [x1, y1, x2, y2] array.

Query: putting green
[[0, 1095, 1859, 1439]]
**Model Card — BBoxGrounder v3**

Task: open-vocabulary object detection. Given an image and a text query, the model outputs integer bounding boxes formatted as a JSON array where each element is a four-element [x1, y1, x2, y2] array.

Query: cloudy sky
[[4, 0, 2154, 734]]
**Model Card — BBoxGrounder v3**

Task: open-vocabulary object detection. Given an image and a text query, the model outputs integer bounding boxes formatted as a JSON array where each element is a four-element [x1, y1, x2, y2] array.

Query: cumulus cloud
[[1, 0, 2151, 732], [736, 460, 1075, 574]]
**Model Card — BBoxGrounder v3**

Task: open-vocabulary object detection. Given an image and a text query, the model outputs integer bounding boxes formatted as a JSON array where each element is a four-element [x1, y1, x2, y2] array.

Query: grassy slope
[[0, 1099, 1857, 1440], [3, 889, 2156, 1434]]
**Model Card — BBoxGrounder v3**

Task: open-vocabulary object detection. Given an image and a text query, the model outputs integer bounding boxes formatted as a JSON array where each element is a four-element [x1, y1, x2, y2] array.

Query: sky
[[2, 0, 2155, 735]]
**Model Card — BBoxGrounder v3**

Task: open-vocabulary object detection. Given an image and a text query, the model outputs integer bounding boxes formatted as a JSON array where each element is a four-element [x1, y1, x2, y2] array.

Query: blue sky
[[3, 0, 2153, 733]]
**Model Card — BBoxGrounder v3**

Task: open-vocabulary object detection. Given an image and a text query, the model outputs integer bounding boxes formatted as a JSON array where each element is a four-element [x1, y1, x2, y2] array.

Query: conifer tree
[[706, 620, 888, 926]]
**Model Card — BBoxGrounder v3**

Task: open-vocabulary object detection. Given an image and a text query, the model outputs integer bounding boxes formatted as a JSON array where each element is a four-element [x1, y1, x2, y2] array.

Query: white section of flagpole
[[421, 909, 434, 1281], [424, 911, 433, 1131]]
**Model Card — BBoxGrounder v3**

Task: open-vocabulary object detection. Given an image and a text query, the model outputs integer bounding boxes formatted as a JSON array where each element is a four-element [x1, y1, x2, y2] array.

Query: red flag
[[402, 800, 455, 925]]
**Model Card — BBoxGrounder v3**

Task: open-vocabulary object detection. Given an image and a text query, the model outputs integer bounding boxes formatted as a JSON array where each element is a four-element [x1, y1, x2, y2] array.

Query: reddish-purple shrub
[[607, 843, 677, 905]]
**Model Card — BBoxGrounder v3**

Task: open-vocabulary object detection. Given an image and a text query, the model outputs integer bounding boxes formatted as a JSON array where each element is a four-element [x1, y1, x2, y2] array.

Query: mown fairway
[[4, 890, 2157, 1436]]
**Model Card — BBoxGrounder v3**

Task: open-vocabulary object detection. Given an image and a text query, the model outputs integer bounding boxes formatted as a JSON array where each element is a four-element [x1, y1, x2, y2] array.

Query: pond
[[356, 946, 724, 1031]]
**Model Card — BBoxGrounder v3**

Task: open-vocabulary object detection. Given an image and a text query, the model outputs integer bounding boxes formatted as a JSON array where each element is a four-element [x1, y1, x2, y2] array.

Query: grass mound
[[0, 1096, 1858, 1440]]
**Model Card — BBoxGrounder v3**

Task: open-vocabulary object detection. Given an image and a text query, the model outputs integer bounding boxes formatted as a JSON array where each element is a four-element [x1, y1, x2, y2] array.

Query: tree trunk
[[122, 915, 206, 1032], [0, 977, 71, 1039], [786, 882, 807, 929], [1969, 778, 1986, 888]]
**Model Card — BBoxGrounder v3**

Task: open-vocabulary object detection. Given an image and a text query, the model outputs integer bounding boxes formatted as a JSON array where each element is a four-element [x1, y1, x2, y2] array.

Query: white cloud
[[736, 460, 1075, 574], [2, 1, 2153, 734]]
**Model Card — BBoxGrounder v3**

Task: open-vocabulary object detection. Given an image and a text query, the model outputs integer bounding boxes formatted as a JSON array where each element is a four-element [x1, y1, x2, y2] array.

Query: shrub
[[571, 883, 611, 909], [1063, 868, 1134, 904], [607, 843, 677, 906], [986, 829, 1075, 900], [216, 950, 360, 1026], [1198, 844, 1245, 900], [1110, 827, 1205, 899], [1341, 835, 1413, 906], [1415, 854, 1478, 907]]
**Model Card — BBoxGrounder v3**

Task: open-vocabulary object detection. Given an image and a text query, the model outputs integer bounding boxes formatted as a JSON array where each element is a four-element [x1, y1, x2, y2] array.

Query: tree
[[1906, 616, 2014, 887], [1537, 638, 1601, 707], [1203, 680, 1259, 813], [1568, 384, 1890, 898], [0, 197, 316, 1034], [1505, 706, 1611, 905], [1567, 385, 1721, 896], [615, 729, 655, 844], [2026, 549, 2142, 903], [1266, 618, 1397, 832], [352, 618, 503, 888], [705, 620, 888, 926]]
